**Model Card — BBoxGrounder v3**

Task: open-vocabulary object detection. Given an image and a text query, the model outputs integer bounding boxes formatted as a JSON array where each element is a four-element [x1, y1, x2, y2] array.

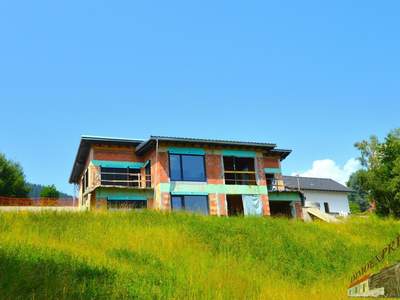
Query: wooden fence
[[0, 196, 77, 207]]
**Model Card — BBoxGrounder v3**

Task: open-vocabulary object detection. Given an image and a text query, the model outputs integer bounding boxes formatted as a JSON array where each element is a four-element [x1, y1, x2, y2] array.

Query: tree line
[[347, 128, 400, 217], [0, 153, 66, 198]]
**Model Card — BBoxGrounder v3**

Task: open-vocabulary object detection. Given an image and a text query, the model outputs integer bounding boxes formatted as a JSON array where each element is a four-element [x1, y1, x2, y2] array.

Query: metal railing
[[100, 171, 152, 188], [224, 170, 257, 185]]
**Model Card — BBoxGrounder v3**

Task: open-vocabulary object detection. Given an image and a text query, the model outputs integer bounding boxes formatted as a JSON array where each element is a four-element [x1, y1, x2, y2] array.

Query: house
[[283, 176, 352, 216], [69, 135, 304, 217]]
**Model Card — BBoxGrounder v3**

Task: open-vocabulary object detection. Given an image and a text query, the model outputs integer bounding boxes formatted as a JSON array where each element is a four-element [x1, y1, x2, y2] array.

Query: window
[[101, 167, 141, 187], [82, 169, 89, 193], [266, 173, 275, 191], [324, 202, 330, 213], [169, 154, 206, 182], [223, 156, 256, 185], [107, 200, 147, 210], [171, 195, 209, 215], [145, 161, 151, 188]]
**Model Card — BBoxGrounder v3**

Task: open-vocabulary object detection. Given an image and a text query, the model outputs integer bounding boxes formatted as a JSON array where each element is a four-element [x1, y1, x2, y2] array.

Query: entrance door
[[226, 195, 244, 216], [269, 201, 292, 217]]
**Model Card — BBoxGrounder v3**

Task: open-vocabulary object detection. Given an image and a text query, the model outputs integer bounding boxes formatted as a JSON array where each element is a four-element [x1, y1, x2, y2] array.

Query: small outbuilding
[[283, 176, 352, 216]]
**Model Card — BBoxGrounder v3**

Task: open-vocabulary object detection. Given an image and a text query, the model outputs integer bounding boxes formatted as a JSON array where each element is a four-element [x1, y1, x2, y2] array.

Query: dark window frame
[[100, 166, 141, 187], [170, 195, 210, 215], [145, 160, 151, 188], [223, 156, 257, 185], [168, 153, 207, 182]]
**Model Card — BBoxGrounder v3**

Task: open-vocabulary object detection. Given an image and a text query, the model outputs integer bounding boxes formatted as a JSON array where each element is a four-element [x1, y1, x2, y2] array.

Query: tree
[[40, 185, 60, 198], [347, 170, 369, 213], [354, 129, 400, 217], [0, 153, 30, 197]]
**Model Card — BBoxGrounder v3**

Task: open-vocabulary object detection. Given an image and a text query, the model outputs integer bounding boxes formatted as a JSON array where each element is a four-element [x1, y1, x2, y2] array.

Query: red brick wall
[[263, 157, 280, 168], [161, 192, 171, 210], [0, 197, 76, 207], [206, 154, 223, 184], [93, 145, 140, 162], [208, 194, 218, 215], [218, 194, 227, 216], [157, 152, 169, 183], [260, 194, 270, 216], [255, 157, 267, 186]]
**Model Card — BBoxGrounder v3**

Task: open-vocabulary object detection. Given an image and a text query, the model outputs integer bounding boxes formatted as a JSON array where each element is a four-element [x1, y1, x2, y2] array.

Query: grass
[[0, 211, 400, 299]]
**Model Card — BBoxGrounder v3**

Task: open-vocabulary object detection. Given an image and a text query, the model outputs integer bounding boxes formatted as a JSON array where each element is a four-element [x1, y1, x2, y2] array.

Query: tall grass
[[0, 211, 399, 299]]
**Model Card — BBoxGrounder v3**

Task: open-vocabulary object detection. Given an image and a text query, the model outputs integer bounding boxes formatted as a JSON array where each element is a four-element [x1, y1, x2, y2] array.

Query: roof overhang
[[136, 136, 277, 155], [69, 136, 143, 184]]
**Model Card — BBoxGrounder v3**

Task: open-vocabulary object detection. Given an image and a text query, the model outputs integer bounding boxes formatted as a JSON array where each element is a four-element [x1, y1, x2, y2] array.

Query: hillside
[[27, 183, 72, 198], [0, 211, 399, 299]]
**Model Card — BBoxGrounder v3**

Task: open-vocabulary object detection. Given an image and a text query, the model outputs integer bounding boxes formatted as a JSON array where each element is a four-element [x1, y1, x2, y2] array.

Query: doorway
[[226, 195, 244, 216], [269, 201, 293, 218]]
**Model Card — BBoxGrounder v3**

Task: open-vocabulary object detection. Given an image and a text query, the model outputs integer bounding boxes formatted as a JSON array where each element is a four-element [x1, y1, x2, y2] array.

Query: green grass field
[[0, 211, 399, 299]]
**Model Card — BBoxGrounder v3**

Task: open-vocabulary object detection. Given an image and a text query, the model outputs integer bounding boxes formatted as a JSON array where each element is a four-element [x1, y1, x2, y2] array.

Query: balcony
[[100, 167, 151, 189]]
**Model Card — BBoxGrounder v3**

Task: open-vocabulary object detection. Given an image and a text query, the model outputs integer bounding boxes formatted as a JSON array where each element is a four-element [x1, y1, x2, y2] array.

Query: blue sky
[[0, 1, 399, 194]]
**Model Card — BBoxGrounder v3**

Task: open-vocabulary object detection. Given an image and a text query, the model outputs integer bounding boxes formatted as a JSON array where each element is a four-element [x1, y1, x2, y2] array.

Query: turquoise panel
[[92, 160, 144, 169], [264, 168, 282, 174], [268, 192, 301, 201], [168, 147, 205, 155], [107, 195, 147, 201], [160, 182, 268, 195], [221, 150, 256, 158]]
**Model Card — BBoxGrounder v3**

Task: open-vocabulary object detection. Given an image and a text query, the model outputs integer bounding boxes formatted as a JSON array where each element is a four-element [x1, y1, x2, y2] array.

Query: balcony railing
[[224, 171, 257, 185], [100, 171, 151, 188]]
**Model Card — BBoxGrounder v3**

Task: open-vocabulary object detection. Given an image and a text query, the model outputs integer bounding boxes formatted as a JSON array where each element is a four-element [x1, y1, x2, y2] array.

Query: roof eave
[[136, 136, 278, 155]]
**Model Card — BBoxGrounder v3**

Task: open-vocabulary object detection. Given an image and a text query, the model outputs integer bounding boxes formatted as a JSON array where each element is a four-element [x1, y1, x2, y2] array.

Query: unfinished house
[[69, 136, 303, 217]]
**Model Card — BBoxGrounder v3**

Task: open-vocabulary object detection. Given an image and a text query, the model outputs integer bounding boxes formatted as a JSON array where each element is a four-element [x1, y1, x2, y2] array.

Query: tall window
[[223, 156, 256, 185], [171, 195, 209, 215], [169, 154, 206, 182], [145, 161, 151, 188], [266, 173, 275, 191], [82, 169, 89, 193]]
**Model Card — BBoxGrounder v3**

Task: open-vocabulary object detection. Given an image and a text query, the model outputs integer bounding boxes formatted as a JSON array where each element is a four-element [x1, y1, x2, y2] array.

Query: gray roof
[[283, 176, 352, 193]]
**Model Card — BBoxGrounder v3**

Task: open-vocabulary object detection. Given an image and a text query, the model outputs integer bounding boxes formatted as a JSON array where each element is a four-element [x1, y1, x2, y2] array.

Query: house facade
[[69, 136, 303, 217], [283, 176, 352, 216]]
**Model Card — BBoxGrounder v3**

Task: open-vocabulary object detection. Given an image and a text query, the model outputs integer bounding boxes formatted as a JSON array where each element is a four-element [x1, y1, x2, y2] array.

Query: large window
[[101, 167, 141, 187], [223, 157, 256, 185], [171, 195, 209, 215], [169, 154, 206, 182]]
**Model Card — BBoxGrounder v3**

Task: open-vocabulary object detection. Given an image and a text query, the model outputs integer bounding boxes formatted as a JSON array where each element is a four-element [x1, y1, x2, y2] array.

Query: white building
[[283, 176, 352, 216]]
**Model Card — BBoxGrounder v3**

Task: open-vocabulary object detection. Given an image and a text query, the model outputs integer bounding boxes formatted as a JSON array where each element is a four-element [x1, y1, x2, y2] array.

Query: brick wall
[[93, 145, 140, 162], [206, 154, 223, 184], [263, 157, 280, 168], [260, 194, 270, 216], [0, 197, 76, 207]]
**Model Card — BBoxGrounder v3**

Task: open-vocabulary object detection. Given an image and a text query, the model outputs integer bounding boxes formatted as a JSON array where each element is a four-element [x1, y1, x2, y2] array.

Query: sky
[[0, 1, 399, 195]]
